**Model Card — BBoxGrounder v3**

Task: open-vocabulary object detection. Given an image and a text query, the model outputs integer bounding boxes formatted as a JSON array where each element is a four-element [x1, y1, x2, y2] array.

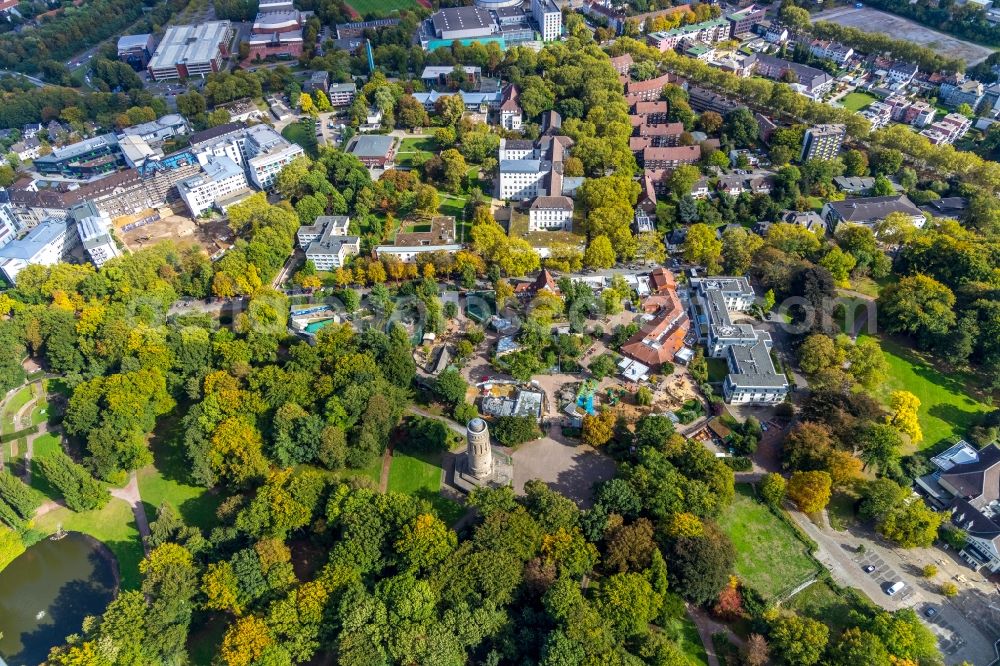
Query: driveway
[[788, 509, 998, 665]]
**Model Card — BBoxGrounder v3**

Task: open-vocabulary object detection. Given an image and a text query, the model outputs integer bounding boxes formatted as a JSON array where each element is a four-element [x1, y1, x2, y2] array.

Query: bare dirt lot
[[813, 7, 994, 65], [120, 208, 233, 254]]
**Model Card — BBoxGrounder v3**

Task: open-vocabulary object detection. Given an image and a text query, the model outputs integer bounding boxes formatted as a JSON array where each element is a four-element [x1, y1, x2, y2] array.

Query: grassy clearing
[[396, 136, 437, 168], [139, 412, 221, 531], [34, 498, 144, 590], [786, 580, 858, 635], [842, 91, 876, 112], [862, 335, 991, 452], [827, 490, 859, 532], [2, 385, 34, 435], [281, 120, 318, 157], [717, 485, 819, 600], [386, 449, 464, 525], [347, 0, 422, 15]]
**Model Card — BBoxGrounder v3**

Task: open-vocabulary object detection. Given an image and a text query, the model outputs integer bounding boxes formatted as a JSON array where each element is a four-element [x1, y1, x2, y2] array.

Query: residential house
[[809, 39, 853, 65], [640, 145, 700, 169], [887, 61, 918, 86], [821, 194, 925, 234], [754, 55, 833, 95], [10, 137, 41, 162], [915, 441, 1000, 572]]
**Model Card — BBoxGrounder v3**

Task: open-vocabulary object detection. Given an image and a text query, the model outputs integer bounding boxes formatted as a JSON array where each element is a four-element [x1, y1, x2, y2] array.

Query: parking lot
[[854, 550, 972, 660]]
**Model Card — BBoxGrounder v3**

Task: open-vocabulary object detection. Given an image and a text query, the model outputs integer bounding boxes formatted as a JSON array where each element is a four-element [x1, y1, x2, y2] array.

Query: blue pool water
[[577, 394, 596, 415]]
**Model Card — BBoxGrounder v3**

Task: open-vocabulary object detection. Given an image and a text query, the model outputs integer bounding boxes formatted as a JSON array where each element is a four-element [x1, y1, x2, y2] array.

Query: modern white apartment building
[[304, 217, 359, 270], [298, 215, 349, 248], [0, 217, 79, 284], [687, 276, 787, 404], [0, 201, 18, 248], [191, 123, 304, 191], [244, 124, 304, 189], [178, 156, 251, 216], [71, 202, 123, 268], [531, 0, 562, 41]]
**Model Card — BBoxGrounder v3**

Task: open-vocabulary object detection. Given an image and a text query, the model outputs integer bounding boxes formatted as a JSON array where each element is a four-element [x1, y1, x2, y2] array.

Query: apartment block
[[800, 124, 845, 162]]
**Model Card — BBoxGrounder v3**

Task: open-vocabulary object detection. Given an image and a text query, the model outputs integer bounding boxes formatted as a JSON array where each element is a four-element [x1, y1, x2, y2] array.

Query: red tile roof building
[[621, 268, 690, 367]]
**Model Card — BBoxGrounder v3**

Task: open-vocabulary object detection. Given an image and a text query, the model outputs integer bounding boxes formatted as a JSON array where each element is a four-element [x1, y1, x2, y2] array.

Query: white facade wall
[[529, 207, 573, 230]]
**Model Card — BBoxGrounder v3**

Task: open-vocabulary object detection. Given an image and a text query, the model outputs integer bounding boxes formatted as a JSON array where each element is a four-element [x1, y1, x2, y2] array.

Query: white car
[[886, 581, 905, 596]]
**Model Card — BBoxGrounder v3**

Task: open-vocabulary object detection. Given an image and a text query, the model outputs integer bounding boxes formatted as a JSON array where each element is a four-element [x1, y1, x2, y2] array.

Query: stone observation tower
[[451, 417, 513, 493], [466, 417, 492, 479]]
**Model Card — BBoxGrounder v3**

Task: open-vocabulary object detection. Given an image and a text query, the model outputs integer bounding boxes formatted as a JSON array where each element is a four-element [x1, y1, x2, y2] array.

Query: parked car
[[863, 565, 876, 573], [924, 606, 937, 618], [886, 581, 905, 596]]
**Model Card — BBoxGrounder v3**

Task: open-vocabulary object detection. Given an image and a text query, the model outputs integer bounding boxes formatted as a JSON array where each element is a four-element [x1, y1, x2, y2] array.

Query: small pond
[[0, 531, 117, 665]]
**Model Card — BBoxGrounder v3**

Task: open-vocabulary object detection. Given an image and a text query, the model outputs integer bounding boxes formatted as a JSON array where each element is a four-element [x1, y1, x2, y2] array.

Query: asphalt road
[[790, 509, 998, 665]]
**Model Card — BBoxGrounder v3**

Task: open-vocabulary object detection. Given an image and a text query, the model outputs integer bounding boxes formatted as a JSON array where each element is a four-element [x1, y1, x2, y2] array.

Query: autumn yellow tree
[[665, 512, 704, 538], [582, 409, 616, 447], [887, 390, 922, 444], [787, 470, 832, 514], [202, 561, 242, 615], [221, 616, 274, 666]]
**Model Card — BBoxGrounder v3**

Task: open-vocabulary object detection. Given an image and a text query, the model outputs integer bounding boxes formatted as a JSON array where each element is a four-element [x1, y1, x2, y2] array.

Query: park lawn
[[397, 136, 437, 168], [280, 121, 318, 157], [717, 485, 819, 600], [842, 91, 876, 112], [439, 193, 472, 242], [347, 0, 421, 15], [861, 335, 991, 452], [137, 464, 221, 532], [387, 449, 464, 525], [786, 580, 861, 635], [2, 385, 35, 435], [34, 498, 145, 590], [30, 397, 49, 425]]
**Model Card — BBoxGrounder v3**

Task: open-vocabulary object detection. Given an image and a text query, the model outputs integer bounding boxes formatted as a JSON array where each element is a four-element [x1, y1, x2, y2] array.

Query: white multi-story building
[[529, 196, 573, 231], [178, 156, 251, 216], [0, 201, 17, 249], [328, 82, 357, 107], [244, 124, 304, 189], [304, 216, 359, 270], [687, 276, 787, 404], [0, 217, 79, 284], [71, 202, 123, 268], [531, 0, 562, 41], [191, 123, 303, 191], [298, 215, 349, 248], [499, 159, 547, 200]]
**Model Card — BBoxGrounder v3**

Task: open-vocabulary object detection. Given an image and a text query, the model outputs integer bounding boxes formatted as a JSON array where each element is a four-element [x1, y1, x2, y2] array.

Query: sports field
[[842, 91, 876, 112]]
